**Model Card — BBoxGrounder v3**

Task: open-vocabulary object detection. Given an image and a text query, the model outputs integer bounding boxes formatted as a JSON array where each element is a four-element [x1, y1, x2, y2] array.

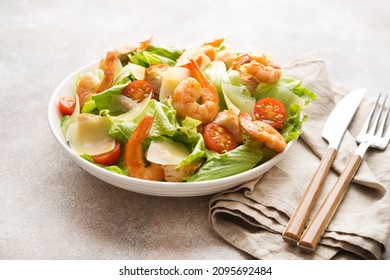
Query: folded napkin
[[209, 52, 390, 260]]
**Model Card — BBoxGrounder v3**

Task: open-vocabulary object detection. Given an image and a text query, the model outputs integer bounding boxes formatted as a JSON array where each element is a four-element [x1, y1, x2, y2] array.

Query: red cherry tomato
[[59, 96, 76, 115], [122, 80, 154, 102], [254, 97, 286, 130], [203, 123, 237, 153], [92, 141, 121, 166]]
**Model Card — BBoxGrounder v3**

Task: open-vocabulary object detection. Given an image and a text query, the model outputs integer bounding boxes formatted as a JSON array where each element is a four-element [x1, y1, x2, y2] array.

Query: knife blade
[[282, 88, 366, 244], [322, 88, 367, 149]]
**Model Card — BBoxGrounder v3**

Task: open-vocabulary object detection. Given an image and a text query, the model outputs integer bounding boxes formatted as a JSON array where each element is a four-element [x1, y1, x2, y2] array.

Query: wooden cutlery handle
[[298, 153, 363, 252], [283, 147, 337, 244]]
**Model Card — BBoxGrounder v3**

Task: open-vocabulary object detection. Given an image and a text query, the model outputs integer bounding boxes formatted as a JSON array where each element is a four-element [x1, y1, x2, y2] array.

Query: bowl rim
[[47, 61, 297, 196]]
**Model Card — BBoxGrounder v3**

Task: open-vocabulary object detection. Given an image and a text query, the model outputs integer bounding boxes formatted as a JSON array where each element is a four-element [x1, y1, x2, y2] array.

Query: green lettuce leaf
[[253, 74, 316, 109], [81, 96, 98, 114], [90, 81, 131, 115], [145, 45, 182, 61], [113, 64, 136, 86], [173, 117, 205, 168], [176, 134, 205, 168], [251, 74, 316, 143], [107, 99, 179, 142], [103, 165, 128, 176], [203, 61, 230, 110], [83, 152, 128, 176], [281, 103, 307, 142], [129, 45, 182, 67], [186, 140, 263, 182], [227, 69, 246, 88]]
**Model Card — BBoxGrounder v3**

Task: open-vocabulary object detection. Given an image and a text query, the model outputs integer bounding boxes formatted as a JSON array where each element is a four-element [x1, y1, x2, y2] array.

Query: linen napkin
[[209, 52, 390, 260]]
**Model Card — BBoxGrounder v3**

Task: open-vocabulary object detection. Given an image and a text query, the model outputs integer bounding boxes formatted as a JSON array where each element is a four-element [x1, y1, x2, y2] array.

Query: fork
[[297, 94, 390, 253]]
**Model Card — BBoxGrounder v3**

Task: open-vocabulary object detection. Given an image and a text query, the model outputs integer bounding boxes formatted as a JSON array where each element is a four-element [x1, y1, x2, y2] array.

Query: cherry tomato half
[[203, 123, 237, 153], [122, 80, 154, 102], [254, 97, 286, 130], [92, 141, 121, 166], [59, 96, 76, 115]]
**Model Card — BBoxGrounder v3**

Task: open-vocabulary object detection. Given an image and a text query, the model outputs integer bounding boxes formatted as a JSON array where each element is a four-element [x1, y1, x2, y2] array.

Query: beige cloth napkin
[[209, 52, 390, 260]]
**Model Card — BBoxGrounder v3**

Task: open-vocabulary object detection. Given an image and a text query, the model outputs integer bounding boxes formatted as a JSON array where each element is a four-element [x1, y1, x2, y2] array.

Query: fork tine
[[372, 94, 387, 135], [357, 94, 381, 142], [381, 97, 390, 148], [368, 94, 384, 136], [377, 94, 389, 137]]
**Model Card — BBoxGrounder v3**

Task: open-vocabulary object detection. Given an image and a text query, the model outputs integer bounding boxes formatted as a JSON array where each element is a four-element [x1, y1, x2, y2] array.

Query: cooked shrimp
[[172, 58, 219, 124], [202, 37, 225, 48], [200, 45, 216, 61], [137, 36, 153, 51], [239, 112, 286, 153], [200, 37, 225, 61], [125, 115, 165, 181], [96, 51, 117, 93], [232, 53, 282, 84], [177, 38, 224, 67], [76, 72, 100, 108], [215, 49, 238, 69]]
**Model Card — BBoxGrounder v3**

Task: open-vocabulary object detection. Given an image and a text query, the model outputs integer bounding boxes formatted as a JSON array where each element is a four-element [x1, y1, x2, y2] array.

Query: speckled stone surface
[[0, 0, 389, 259]]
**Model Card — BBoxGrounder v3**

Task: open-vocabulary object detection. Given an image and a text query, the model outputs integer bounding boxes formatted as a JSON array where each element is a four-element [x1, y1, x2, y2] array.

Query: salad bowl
[[48, 62, 295, 197], [48, 49, 305, 197]]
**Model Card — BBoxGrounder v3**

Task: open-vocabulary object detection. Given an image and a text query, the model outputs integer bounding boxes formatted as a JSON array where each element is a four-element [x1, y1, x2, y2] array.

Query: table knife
[[282, 88, 366, 244]]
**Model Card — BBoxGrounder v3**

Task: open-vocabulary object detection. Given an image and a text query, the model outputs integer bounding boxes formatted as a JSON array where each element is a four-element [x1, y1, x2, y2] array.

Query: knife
[[282, 88, 366, 244]]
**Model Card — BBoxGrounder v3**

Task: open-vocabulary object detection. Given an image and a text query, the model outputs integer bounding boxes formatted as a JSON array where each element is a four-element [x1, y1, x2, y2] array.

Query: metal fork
[[297, 94, 390, 253]]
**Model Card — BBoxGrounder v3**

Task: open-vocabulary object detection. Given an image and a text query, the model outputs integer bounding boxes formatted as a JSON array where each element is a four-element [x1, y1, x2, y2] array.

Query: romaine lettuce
[[107, 99, 179, 142], [203, 61, 230, 110], [129, 45, 183, 67], [281, 103, 307, 142], [145, 45, 182, 61], [186, 140, 263, 182], [80, 81, 131, 115], [253, 74, 316, 108]]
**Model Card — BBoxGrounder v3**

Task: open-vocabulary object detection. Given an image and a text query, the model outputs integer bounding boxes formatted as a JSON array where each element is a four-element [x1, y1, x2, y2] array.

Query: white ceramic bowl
[[48, 62, 297, 197]]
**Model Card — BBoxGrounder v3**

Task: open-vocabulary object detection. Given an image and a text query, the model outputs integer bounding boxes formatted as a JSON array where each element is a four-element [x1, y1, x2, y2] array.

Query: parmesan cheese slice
[[159, 67, 190, 101], [146, 140, 190, 165], [175, 44, 211, 69], [128, 63, 146, 80], [67, 113, 116, 156], [113, 93, 152, 121]]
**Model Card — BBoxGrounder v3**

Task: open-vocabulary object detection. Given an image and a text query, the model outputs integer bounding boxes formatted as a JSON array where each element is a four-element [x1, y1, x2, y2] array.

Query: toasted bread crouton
[[239, 72, 259, 93], [163, 161, 203, 182], [213, 109, 244, 143], [145, 64, 170, 96]]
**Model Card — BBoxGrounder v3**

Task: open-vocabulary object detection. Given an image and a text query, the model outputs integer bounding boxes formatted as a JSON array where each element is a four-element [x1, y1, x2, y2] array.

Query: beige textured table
[[1, 0, 389, 259]]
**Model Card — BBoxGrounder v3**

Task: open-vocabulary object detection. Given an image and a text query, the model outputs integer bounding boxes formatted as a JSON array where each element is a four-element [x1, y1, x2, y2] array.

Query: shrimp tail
[[125, 115, 165, 181], [97, 51, 117, 93], [202, 37, 225, 47], [187, 58, 207, 87], [137, 36, 153, 51], [130, 115, 154, 142]]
